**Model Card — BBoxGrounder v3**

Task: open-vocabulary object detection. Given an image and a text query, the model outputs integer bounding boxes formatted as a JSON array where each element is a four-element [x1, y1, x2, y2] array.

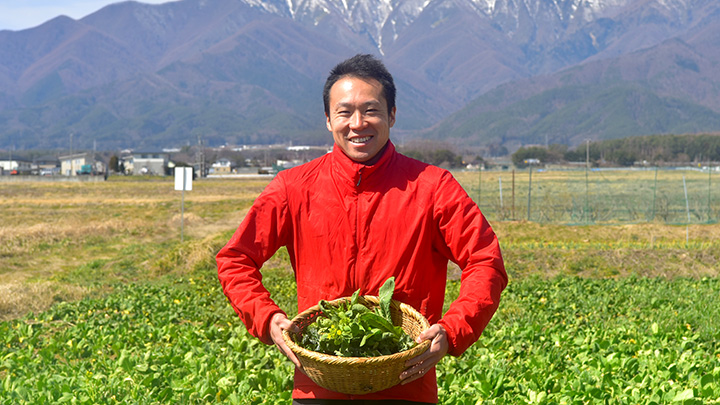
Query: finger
[[400, 364, 430, 385], [405, 346, 434, 367], [414, 325, 438, 343], [276, 340, 304, 370], [269, 315, 305, 371], [280, 319, 301, 335], [273, 331, 305, 372], [400, 361, 426, 378], [405, 333, 445, 367]]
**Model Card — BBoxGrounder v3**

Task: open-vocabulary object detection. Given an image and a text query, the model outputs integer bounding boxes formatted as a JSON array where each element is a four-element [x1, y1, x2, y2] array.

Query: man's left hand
[[399, 324, 449, 384]]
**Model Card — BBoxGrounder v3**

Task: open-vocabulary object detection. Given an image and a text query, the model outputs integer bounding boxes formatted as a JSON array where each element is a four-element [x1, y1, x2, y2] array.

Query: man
[[217, 54, 507, 404]]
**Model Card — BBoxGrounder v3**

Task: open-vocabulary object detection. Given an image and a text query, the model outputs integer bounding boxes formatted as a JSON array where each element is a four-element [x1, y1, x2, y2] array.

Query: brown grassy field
[[1, 174, 718, 321], [0, 176, 267, 320]]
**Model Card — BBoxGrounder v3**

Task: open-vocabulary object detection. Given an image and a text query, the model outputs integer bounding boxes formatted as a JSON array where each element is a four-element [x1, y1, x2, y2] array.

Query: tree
[[512, 146, 549, 168], [609, 149, 638, 166], [108, 155, 119, 173]]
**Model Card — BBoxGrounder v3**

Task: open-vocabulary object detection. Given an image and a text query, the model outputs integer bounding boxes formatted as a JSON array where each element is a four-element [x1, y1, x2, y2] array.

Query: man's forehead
[[330, 77, 386, 105]]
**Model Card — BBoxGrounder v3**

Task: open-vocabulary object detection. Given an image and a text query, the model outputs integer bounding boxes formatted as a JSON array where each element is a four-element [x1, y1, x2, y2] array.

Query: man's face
[[325, 76, 396, 163]]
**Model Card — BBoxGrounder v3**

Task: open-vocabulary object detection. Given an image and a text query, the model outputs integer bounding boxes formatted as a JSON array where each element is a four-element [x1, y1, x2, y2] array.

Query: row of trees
[[512, 133, 720, 168], [399, 141, 482, 168]]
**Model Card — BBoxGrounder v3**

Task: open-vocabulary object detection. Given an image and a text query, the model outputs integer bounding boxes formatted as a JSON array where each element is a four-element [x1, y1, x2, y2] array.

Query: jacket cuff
[[437, 319, 462, 357], [258, 308, 287, 345]]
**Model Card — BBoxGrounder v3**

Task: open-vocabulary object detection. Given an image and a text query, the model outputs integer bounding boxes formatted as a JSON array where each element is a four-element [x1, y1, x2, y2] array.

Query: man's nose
[[349, 111, 366, 129]]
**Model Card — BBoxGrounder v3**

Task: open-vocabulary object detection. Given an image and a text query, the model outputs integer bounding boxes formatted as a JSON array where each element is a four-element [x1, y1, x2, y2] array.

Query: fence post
[[478, 167, 482, 209], [683, 175, 690, 245], [708, 164, 713, 222], [512, 169, 515, 221], [651, 166, 658, 221], [585, 159, 589, 224], [499, 176, 503, 216], [527, 166, 533, 221], [585, 139, 590, 223]]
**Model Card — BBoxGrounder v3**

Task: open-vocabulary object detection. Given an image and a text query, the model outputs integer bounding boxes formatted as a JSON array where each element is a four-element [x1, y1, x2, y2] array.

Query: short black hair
[[323, 54, 396, 116]]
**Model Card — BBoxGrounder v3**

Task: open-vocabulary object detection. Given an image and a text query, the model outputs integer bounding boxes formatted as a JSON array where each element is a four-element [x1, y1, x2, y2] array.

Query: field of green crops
[[1, 176, 719, 404], [2, 267, 718, 404]]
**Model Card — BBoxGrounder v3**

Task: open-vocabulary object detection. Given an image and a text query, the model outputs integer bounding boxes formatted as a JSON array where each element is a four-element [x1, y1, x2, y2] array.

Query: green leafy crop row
[[1, 271, 719, 404]]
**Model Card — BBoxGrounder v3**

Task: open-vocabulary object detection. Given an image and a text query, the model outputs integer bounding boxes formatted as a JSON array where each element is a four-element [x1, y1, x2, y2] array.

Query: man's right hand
[[269, 312, 305, 373]]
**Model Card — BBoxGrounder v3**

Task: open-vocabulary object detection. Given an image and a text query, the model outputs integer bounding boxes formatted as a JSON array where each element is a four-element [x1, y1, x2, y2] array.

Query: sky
[[0, 0, 178, 31]]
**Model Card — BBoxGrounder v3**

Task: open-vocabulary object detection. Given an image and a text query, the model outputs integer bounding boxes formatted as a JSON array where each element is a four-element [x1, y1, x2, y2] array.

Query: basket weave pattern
[[282, 295, 431, 395]]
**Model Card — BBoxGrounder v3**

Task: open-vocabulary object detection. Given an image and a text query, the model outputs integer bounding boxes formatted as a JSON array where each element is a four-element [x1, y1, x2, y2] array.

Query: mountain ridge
[[0, 0, 718, 151]]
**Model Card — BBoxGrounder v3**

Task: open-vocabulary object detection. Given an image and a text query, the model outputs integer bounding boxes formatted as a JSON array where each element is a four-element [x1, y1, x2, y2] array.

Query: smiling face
[[325, 76, 396, 164]]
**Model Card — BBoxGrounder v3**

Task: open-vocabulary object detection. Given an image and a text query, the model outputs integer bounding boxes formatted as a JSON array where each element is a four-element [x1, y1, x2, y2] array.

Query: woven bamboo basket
[[282, 295, 431, 395]]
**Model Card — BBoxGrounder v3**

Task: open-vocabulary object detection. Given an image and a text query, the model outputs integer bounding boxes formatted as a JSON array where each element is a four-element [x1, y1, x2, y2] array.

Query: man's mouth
[[349, 136, 373, 144]]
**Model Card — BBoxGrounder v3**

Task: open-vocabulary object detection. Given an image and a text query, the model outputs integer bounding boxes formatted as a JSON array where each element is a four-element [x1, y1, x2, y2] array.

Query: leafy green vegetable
[[378, 277, 394, 321], [298, 277, 416, 357]]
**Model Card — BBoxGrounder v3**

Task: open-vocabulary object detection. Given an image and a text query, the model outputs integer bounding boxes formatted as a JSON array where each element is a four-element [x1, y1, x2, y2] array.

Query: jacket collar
[[331, 140, 396, 187]]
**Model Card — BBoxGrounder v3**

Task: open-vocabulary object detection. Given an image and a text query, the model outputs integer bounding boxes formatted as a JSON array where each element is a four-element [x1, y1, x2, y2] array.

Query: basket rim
[[282, 295, 431, 363]]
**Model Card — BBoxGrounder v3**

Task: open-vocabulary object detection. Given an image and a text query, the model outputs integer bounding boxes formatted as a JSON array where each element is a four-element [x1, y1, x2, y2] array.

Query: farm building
[[58, 153, 106, 176], [122, 151, 170, 175], [210, 158, 233, 174], [0, 158, 32, 174]]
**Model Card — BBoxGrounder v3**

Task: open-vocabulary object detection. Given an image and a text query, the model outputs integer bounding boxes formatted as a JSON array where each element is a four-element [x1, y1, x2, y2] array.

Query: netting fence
[[457, 166, 720, 225]]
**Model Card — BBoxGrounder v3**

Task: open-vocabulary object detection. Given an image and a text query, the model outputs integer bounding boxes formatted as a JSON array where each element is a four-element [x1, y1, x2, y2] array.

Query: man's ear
[[326, 113, 332, 132], [388, 107, 396, 128]]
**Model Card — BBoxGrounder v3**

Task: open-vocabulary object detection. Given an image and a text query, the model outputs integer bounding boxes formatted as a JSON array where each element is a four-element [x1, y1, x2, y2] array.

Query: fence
[[458, 166, 720, 225]]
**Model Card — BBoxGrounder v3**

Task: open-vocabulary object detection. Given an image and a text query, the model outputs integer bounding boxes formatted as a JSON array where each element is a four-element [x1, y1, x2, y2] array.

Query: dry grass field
[[1, 173, 719, 321], [0, 176, 268, 320]]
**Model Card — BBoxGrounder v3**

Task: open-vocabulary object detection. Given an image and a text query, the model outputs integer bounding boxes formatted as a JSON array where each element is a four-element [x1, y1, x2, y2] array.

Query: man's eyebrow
[[333, 100, 382, 109]]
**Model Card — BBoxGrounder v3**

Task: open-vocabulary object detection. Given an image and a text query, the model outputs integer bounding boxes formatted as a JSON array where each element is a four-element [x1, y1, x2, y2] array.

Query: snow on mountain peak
[[247, 0, 690, 52]]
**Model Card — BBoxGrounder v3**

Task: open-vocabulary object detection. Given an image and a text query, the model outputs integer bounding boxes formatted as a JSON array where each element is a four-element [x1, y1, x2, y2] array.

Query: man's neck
[[358, 141, 390, 166]]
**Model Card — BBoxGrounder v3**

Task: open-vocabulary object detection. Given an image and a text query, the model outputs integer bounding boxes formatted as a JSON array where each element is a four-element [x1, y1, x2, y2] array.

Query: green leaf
[[357, 312, 396, 333], [378, 277, 395, 321], [318, 300, 331, 315], [672, 389, 694, 401], [351, 304, 370, 316]]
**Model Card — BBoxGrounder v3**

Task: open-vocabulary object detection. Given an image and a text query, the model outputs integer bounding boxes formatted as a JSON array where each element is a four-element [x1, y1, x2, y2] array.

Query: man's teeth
[[350, 137, 372, 143]]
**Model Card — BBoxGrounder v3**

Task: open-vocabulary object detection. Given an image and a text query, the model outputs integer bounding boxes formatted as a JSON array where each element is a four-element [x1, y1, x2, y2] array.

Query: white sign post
[[174, 167, 193, 241]]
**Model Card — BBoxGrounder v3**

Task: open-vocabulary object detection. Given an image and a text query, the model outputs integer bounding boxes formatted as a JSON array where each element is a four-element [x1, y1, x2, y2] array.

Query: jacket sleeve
[[433, 171, 508, 357], [216, 175, 291, 345]]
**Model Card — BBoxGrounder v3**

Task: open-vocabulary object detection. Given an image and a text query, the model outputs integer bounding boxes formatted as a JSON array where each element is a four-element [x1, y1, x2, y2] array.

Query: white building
[[58, 153, 105, 176], [210, 158, 233, 174], [123, 151, 170, 175], [0, 158, 32, 174]]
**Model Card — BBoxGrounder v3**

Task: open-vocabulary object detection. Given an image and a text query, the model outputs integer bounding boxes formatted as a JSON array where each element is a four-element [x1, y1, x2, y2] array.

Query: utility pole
[[197, 134, 205, 178], [585, 139, 590, 223], [527, 165, 533, 221], [70, 133, 74, 176]]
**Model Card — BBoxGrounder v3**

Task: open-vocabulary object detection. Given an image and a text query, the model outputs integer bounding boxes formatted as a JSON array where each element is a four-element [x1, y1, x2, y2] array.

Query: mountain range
[[0, 0, 718, 152]]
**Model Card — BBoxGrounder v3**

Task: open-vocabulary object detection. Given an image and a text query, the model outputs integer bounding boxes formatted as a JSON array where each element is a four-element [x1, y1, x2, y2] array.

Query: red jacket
[[217, 141, 507, 402]]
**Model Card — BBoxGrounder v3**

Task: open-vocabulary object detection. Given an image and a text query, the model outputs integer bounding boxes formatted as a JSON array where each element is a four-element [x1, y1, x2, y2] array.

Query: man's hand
[[269, 312, 305, 373], [399, 324, 449, 384]]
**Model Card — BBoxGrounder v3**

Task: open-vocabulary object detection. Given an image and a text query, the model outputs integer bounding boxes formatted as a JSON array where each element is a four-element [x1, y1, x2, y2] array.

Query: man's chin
[[337, 138, 388, 163], [349, 145, 388, 164], [349, 152, 373, 163]]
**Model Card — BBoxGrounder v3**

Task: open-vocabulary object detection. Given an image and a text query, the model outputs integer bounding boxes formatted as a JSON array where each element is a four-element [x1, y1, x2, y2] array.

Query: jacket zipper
[[353, 167, 363, 291]]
